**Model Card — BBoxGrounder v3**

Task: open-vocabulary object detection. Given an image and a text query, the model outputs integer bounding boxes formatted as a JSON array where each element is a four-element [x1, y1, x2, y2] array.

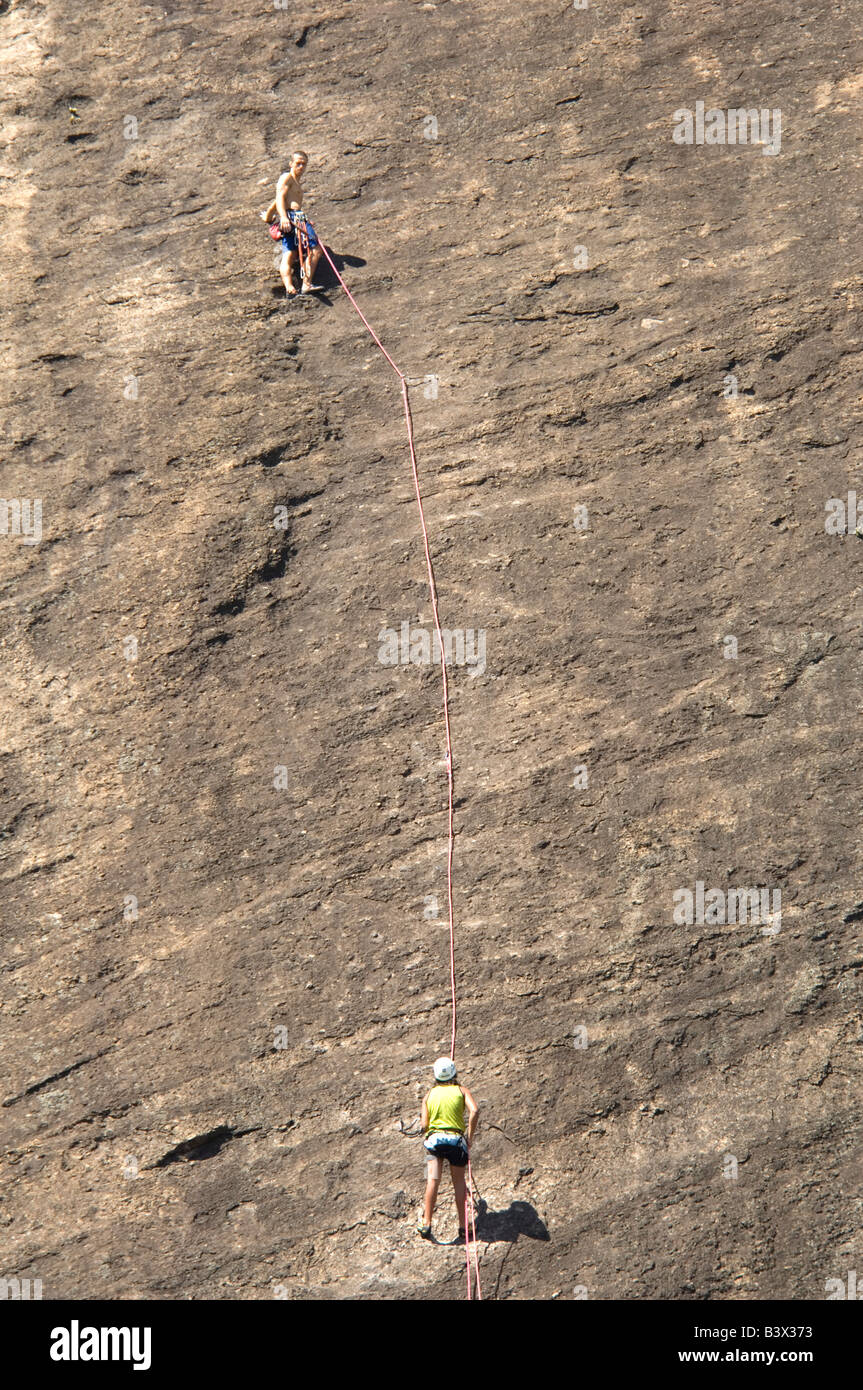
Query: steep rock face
[[1, 0, 860, 1299]]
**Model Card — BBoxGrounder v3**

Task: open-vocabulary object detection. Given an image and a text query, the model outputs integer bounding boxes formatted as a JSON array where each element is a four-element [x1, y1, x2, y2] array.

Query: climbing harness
[[293, 210, 311, 282], [311, 223, 482, 1299], [264, 210, 312, 272]]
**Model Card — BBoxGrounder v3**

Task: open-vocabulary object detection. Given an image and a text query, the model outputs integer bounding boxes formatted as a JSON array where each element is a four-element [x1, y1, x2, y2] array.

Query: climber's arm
[[462, 1087, 479, 1144]]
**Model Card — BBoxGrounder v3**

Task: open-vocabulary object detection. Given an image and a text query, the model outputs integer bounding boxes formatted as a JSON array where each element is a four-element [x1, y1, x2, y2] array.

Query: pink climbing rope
[[466, 1157, 482, 1298], [316, 236, 458, 1061], [315, 229, 480, 1299]]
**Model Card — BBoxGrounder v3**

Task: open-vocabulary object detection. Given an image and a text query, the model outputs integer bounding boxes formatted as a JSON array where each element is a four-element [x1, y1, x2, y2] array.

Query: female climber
[[417, 1057, 479, 1242]]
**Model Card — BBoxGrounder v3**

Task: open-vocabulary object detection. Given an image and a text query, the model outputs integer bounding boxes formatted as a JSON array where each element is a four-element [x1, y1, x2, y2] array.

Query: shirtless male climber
[[262, 151, 324, 297]]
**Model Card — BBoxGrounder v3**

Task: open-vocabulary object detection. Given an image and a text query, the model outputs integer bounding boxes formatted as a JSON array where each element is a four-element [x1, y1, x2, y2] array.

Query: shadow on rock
[[473, 1198, 548, 1243], [320, 246, 366, 288]]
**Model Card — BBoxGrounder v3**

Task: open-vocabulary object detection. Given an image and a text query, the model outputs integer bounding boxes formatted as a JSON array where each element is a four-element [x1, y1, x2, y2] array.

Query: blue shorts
[[423, 1133, 469, 1167], [281, 214, 319, 254]]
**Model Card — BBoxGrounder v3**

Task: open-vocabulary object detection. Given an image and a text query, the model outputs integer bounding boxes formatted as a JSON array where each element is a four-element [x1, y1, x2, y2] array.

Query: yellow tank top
[[427, 1084, 465, 1134]]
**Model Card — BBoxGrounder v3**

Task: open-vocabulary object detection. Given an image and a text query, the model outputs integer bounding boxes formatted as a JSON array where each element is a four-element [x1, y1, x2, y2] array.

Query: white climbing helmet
[[434, 1056, 457, 1082]]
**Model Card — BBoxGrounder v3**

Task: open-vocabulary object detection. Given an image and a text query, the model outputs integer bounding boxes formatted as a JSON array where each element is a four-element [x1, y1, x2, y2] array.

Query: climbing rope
[[466, 1156, 482, 1298], [313, 225, 481, 1299], [314, 231, 458, 1057], [293, 210, 312, 283]]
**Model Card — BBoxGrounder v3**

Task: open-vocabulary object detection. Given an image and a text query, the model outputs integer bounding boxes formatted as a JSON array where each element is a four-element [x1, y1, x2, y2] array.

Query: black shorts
[[423, 1133, 469, 1167]]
